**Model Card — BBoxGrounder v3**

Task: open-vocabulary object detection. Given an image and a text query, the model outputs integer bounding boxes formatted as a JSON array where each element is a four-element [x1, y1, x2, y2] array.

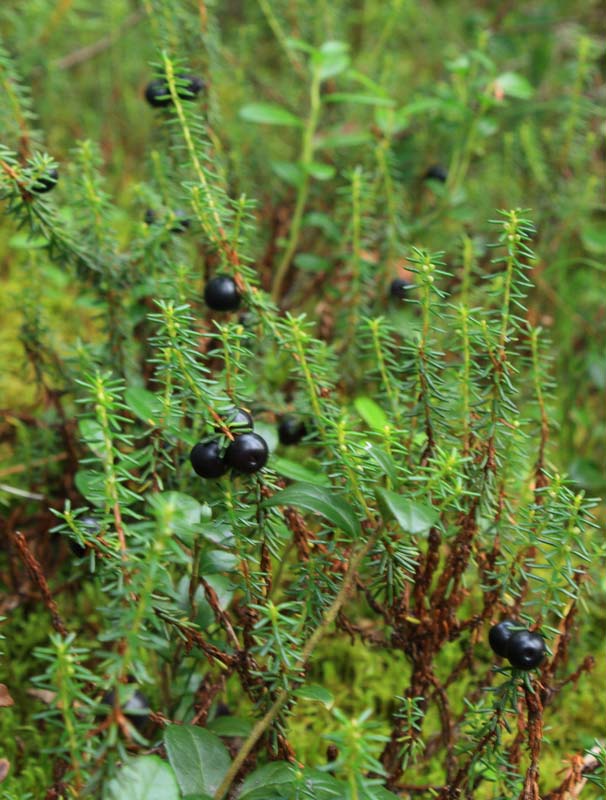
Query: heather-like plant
[[0, 3, 604, 799]]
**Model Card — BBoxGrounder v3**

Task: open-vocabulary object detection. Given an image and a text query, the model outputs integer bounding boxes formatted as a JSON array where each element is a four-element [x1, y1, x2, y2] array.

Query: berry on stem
[[144, 74, 204, 108], [488, 619, 518, 658], [225, 432, 269, 474], [507, 630, 546, 670], [190, 440, 227, 479], [424, 164, 448, 183], [31, 168, 59, 194], [101, 688, 150, 731], [278, 416, 307, 446], [389, 277, 413, 300], [215, 407, 254, 433], [169, 209, 191, 233], [204, 275, 241, 312]]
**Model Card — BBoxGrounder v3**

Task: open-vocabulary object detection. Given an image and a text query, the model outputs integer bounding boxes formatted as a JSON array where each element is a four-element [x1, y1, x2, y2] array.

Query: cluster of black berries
[[488, 620, 547, 670], [144, 73, 205, 108], [190, 408, 268, 479]]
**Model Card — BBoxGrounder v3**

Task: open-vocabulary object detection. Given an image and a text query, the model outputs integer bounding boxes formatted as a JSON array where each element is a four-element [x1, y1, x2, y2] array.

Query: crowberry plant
[[0, 5, 604, 800]]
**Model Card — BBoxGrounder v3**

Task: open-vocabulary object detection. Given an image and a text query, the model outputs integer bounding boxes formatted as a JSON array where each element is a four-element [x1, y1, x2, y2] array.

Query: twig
[[54, 11, 146, 70], [212, 526, 379, 800], [11, 531, 68, 636]]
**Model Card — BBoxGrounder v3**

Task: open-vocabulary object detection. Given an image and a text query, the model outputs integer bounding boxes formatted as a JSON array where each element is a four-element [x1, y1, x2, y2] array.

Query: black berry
[[31, 168, 59, 194], [204, 275, 241, 312], [225, 432, 269, 474], [389, 278, 413, 300], [506, 630, 546, 671], [190, 440, 227, 479], [424, 164, 448, 183], [488, 619, 518, 658], [144, 208, 157, 225], [102, 688, 150, 731], [214, 701, 231, 718], [69, 516, 100, 558], [144, 74, 204, 108], [278, 416, 307, 446], [169, 209, 191, 233], [215, 407, 254, 434], [144, 79, 172, 108]]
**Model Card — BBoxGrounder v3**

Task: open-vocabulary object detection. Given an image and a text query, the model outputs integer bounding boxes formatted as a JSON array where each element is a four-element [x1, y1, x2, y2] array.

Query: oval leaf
[[263, 482, 360, 538], [354, 397, 389, 432], [164, 724, 231, 797], [124, 387, 163, 426], [271, 455, 330, 486], [375, 488, 438, 536], [240, 103, 303, 127], [105, 756, 179, 800], [293, 684, 334, 708]]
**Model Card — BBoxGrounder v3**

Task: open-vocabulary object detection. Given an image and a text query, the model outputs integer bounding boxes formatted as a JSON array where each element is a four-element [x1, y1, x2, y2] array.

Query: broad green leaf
[[263, 482, 360, 538], [124, 386, 163, 425], [313, 40, 350, 80], [325, 93, 395, 107], [240, 765, 343, 799], [272, 455, 330, 487], [271, 160, 304, 188], [148, 492, 206, 542], [199, 548, 238, 573], [317, 128, 374, 149], [375, 488, 438, 536], [581, 221, 606, 254], [354, 397, 389, 432], [293, 684, 334, 708], [74, 469, 105, 507], [359, 784, 402, 800], [105, 756, 179, 800], [293, 253, 331, 272], [495, 72, 534, 99], [303, 212, 341, 240], [164, 725, 231, 797], [9, 232, 48, 249], [254, 420, 279, 453], [183, 796, 213, 800], [239, 762, 296, 795], [79, 419, 106, 457], [364, 444, 399, 485], [303, 161, 336, 181], [206, 715, 252, 737], [240, 103, 303, 127]]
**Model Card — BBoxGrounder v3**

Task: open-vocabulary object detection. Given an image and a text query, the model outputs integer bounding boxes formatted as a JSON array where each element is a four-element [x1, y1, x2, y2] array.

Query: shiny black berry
[[424, 164, 448, 183], [507, 630, 546, 671], [101, 688, 150, 731], [488, 619, 518, 658], [215, 407, 254, 434], [225, 432, 269, 474], [389, 278, 413, 300], [204, 275, 241, 312], [144, 79, 172, 108], [31, 168, 59, 194], [144, 74, 204, 108], [190, 440, 228, 479], [278, 416, 307, 446]]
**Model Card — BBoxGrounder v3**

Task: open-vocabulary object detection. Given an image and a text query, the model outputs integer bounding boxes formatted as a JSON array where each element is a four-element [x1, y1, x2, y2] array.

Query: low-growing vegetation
[[0, 2, 604, 798]]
